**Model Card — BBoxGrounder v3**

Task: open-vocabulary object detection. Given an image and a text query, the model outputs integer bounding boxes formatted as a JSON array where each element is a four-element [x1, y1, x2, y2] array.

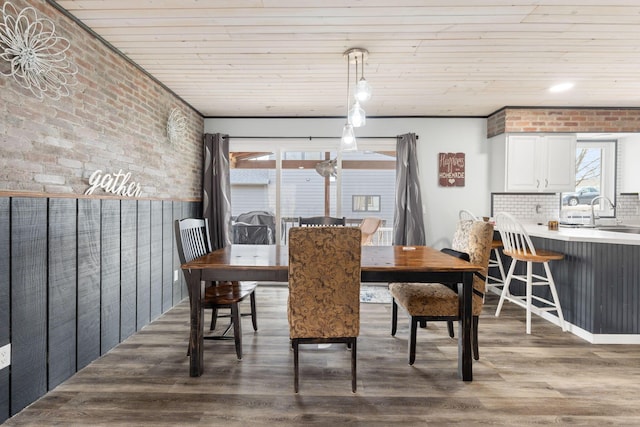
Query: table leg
[[458, 271, 473, 381], [187, 271, 205, 377]]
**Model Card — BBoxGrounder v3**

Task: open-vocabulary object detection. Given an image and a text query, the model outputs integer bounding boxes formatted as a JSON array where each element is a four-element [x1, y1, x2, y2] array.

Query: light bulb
[[355, 78, 372, 103], [341, 123, 357, 151], [348, 101, 366, 128]]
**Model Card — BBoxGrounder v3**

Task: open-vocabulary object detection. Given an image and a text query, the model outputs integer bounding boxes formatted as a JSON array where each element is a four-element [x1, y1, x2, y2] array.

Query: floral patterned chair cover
[[288, 226, 361, 392]]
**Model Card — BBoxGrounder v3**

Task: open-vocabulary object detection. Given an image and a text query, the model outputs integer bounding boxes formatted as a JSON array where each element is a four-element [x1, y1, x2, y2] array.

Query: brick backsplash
[[492, 193, 560, 223], [617, 194, 640, 223], [492, 192, 640, 224]]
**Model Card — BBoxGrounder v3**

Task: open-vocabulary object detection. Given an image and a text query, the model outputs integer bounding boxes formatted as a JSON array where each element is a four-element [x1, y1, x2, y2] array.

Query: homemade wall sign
[[438, 152, 465, 187], [85, 169, 142, 197]]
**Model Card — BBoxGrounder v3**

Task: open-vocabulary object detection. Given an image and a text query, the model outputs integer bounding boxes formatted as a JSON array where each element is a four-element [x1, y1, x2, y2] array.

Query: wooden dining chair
[[494, 212, 566, 334], [288, 226, 362, 392], [389, 219, 493, 364], [174, 218, 258, 360], [298, 216, 346, 226]]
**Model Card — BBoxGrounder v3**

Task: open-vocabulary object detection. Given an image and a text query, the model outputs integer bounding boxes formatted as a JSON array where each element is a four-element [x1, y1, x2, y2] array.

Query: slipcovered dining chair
[[298, 216, 346, 226], [459, 209, 477, 221], [389, 219, 493, 365], [458, 209, 506, 295], [359, 217, 382, 245], [494, 212, 566, 334], [174, 218, 258, 360], [288, 226, 362, 393]]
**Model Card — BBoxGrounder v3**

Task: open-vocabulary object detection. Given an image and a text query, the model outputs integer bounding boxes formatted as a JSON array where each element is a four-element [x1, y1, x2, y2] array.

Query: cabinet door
[[506, 135, 541, 191], [541, 134, 576, 192], [506, 134, 576, 192]]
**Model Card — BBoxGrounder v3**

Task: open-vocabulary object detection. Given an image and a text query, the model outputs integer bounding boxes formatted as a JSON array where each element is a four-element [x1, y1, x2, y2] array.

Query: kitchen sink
[[596, 225, 640, 234]]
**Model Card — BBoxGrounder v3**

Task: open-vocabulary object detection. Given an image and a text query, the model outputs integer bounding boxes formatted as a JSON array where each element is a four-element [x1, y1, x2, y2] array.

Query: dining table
[[180, 244, 483, 381]]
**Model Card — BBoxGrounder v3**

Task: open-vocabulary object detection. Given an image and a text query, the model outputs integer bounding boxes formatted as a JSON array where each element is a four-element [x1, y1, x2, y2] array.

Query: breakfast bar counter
[[504, 223, 640, 343]]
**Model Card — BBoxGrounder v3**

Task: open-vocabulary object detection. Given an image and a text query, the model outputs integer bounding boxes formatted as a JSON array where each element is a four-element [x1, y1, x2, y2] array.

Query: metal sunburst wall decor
[[0, 1, 78, 100], [166, 107, 187, 144]]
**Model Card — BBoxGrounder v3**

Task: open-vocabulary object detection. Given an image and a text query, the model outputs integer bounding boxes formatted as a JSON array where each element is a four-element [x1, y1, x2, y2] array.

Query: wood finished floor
[[5, 284, 640, 426]]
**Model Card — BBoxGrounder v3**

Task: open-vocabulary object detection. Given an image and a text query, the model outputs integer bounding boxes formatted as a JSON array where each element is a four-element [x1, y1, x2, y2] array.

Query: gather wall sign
[[85, 169, 142, 197]]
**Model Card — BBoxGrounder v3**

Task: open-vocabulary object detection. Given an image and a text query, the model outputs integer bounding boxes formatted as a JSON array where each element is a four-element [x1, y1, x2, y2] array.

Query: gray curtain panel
[[202, 133, 232, 250], [393, 133, 426, 245]]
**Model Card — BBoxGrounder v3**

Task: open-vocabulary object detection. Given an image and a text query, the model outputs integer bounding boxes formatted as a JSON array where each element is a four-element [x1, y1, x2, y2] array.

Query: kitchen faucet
[[590, 196, 615, 227]]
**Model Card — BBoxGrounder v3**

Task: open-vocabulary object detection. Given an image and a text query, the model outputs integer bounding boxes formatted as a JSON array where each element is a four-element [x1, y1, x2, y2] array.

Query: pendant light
[[348, 55, 366, 127], [341, 48, 372, 151], [348, 100, 366, 128], [354, 54, 372, 103], [341, 123, 356, 151]]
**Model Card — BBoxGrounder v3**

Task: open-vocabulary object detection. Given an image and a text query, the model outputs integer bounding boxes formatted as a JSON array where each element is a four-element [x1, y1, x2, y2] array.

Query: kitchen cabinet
[[491, 134, 576, 192]]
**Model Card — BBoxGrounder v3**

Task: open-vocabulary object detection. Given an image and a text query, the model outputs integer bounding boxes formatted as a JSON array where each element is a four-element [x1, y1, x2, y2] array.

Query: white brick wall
[[492, 192, 640, 224], [492, 193, 559, 222]]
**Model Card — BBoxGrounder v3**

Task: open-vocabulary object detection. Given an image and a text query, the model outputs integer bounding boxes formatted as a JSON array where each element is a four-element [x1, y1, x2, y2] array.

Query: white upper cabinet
[[500, 134, 576, 192]]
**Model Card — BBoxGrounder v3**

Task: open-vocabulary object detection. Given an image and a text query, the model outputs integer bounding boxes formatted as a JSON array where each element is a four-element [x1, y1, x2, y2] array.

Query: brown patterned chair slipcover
[[288, 226, 361, 393], [389, 219, 494, 365]]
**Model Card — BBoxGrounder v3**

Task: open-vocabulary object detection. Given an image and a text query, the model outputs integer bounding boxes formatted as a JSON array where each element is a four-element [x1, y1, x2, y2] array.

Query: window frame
[[352, 195, 381, 212]]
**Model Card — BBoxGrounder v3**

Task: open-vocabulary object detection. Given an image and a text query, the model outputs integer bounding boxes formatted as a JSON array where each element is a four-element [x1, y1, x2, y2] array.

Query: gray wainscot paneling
[[528, 237, 640, 335], [0, 196, 199, 422]]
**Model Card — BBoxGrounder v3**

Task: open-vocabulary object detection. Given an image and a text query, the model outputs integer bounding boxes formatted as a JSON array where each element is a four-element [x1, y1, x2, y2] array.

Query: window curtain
[[202, 133, 232, 250], [393, 133, 426, 245]]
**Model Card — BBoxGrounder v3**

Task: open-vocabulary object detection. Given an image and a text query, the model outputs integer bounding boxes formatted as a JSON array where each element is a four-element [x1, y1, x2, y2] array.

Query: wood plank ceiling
[[52, 1, 640, 117]]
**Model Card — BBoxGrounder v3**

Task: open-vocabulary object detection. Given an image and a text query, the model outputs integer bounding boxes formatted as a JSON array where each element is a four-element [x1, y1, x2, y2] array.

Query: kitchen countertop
[[522, 222, 640, 245]]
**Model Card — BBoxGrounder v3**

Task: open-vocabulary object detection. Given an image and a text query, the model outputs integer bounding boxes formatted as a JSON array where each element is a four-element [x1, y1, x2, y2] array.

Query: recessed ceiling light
[[549, 82, 574, 92]]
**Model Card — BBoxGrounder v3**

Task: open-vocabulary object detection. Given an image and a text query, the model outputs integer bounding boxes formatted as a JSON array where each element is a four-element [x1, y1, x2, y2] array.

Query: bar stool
[[485, 237, 506, 296], [494, 212, 566, 334]]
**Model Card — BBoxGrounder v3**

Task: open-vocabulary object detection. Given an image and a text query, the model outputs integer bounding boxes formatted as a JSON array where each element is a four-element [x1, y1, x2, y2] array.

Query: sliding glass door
[[229, 138, 396, 245]]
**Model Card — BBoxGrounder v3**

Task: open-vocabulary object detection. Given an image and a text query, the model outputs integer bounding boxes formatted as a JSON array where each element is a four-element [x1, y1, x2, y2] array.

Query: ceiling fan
[[315, 158, 337, 178]]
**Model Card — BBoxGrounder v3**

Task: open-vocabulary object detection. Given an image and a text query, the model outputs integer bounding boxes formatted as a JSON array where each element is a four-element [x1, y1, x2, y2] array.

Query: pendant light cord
[[346, 55, 351, 121]]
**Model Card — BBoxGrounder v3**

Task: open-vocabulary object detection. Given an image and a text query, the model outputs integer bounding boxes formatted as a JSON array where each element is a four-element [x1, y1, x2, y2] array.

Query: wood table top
[[182, 244, 483, 273]]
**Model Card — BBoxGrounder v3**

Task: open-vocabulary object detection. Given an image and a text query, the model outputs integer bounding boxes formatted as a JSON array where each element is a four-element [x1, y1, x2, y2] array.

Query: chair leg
[[526, 261, 533, 335], [250, 291, 258, 331], [473, 316, 479, 360], [495, 258, 517, 317], [293, 339, 299, 393], [391, 298, 398, 336], [446, 321, 455, 338], [210, 307, 218, 331], [543, 261, 566, 332], [351, 338, 357, 393], [409, 317, 418, 365], [486, 248, 507, 296], [231, 303, 243, 360], [495, 248, 506, 284]]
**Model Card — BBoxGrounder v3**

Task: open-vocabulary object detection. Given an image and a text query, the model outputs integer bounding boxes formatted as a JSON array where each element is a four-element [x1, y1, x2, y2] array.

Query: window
[[352, 195, 380, 212], [560, 139, 616, 221], [229, 138, 396, 244]]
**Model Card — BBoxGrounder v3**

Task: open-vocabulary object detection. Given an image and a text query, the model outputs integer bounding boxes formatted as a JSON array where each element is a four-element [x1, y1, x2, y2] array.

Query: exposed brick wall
[[486, 108, 506, 138], [0, 0, 203, 199], [487, 108, 640, 138]]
